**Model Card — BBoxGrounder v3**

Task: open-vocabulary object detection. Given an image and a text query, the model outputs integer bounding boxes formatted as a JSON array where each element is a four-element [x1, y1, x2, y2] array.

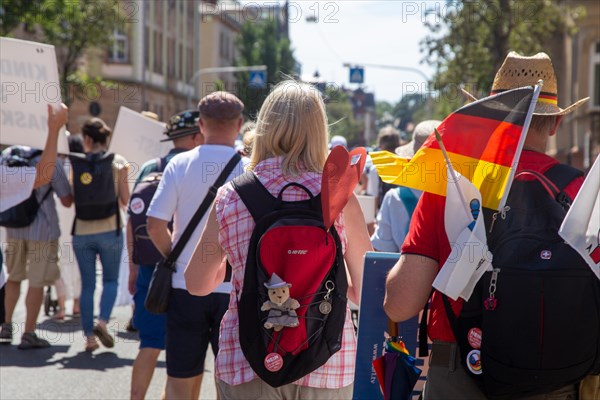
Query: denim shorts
[[133, 264, 166, 349], [166, 289, 229, 378]]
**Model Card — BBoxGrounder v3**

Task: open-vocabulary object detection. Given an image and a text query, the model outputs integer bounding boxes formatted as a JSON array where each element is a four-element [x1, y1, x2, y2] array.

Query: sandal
[[93, 325, 114, 348], [85, 338, 99, 352]]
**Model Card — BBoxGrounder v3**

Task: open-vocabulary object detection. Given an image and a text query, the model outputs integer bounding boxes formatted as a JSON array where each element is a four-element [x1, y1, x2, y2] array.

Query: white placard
[[0, 37, 69, 153], [357, 194, 376, 224], [109, 106, 171, 187]]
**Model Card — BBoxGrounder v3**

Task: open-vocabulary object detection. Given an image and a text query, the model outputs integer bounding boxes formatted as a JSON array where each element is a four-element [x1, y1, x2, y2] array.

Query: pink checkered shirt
[[214, 156, 357, 388]]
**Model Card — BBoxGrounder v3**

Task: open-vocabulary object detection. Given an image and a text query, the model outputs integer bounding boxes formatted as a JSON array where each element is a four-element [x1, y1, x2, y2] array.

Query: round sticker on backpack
[[130, 198, 145, 215], [264, 352, 283, 372], [467, 349, 482, 375], [467, 327, 482, 349], [80, 172, 93, 185]]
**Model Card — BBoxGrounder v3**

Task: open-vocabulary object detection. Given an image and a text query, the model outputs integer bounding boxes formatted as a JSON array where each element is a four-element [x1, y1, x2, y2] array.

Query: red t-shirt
[[401, 150, 584, 342]]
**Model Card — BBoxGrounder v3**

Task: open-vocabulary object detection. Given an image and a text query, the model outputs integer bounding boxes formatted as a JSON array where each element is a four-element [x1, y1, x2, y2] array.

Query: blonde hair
[[249, 80, 328, 175]]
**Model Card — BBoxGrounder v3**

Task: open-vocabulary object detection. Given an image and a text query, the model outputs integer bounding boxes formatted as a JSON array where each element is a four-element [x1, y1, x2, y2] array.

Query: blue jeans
[[73, 231, 123, 337]]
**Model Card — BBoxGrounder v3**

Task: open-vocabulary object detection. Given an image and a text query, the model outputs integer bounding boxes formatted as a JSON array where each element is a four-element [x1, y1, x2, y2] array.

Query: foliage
[[421, 0, 585, 96], [0, 0, 43, 36], [325, 87, 363, 146], [235, 19, 297, 118]]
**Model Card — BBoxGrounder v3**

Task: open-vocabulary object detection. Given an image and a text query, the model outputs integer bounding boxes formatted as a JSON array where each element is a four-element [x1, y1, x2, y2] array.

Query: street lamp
[[187, 65, 267, 108]]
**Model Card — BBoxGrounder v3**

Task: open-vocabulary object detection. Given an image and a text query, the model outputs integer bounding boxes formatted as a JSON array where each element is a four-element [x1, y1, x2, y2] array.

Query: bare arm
[[117, 166, 130, 208], [185, 204, 227, 296], [127, 219, 139, 295], [59, 194, 73, 208], [35, 104, 68, 188], [147, 216, 172, 258], [342, 193, 373, 304], [384, 254, 438, 322]]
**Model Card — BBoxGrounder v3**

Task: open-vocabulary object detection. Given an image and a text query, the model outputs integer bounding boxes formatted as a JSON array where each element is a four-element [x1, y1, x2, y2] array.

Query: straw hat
[[395, 120, 441, 158], [462, 51, 589, 116]]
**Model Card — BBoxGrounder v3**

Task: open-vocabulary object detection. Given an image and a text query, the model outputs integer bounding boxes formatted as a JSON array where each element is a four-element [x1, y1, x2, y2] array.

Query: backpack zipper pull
[[319, 280, 335, 315], [484, 268, 500, 311], [488, 206, 511, 233]]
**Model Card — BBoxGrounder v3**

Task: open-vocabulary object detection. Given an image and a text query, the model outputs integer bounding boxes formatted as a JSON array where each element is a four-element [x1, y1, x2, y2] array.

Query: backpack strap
[[516, 164, 583, 210], [398, 186, 418, 218], [165, 153, 241, 266], [231, 172, 278, 222], [155, 156, 167, 172]]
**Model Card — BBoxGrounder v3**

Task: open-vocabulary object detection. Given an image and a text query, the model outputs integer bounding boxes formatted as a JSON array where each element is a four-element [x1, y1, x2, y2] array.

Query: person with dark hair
[[70, 117, 130, 352], [0, 104, 71, 348], [127, 110, 204, 400], [146, 92, 246, 399]]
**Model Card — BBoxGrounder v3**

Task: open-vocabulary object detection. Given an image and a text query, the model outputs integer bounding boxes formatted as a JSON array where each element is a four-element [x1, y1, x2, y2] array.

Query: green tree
[[325, 87, 363, 146], [1, 0, 120, 104], [422, 0, 584, 97], [235, 19, 297, 118]]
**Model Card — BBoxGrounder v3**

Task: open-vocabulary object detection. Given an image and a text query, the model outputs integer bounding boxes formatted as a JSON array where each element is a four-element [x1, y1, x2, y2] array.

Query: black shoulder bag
[[145, 153, 241, 314]]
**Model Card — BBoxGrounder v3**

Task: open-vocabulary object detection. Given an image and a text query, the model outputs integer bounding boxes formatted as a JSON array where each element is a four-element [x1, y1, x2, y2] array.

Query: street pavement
[[0, 287, 218, 400]]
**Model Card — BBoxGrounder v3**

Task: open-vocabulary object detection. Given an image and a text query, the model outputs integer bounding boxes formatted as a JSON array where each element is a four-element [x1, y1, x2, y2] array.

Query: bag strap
[[398, 186, 418, 218], [156, 156, 167, 173], [38, 186, 53, 204], [516, 164, 583, 210], [231, 172, 278, 222], [165, 153, 241, 265]]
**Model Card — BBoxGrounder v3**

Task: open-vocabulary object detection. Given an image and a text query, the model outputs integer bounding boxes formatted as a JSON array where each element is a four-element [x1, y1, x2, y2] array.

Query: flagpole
[[435, 128, 472, 218], [497, 81, 543, 211]]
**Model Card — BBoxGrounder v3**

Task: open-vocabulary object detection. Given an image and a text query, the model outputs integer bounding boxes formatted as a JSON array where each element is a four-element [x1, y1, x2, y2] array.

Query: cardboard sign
[[357, 194, 377, 223], [0, 37, 69, 153], [352, 252, 421, 400], [109, 106, 171, 188]]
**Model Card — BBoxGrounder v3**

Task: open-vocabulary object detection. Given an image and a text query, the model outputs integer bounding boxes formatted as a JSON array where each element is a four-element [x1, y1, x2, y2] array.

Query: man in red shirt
[[383, 52, 588, 399]]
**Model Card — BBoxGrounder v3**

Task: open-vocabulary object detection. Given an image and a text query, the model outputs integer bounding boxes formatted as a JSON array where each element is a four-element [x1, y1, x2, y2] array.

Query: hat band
[[491, 90, 558, 106]]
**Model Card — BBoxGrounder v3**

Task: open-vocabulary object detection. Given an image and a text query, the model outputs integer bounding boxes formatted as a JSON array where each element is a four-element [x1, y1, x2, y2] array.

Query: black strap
[[231, 172, 278, 222], [39, 186, 53, 204], [418, 295, 431, 357], [165, 153, 241, 265], [156, 156, 167, 173]]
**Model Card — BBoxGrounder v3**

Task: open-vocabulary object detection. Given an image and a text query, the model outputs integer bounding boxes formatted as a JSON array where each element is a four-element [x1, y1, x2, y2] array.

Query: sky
[[286, 1, 437, 104]]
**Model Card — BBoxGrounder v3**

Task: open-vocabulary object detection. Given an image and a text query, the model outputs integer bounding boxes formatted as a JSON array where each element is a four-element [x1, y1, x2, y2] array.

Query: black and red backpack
[[443, 164, 600, 399], [231, 172, 348, 388]]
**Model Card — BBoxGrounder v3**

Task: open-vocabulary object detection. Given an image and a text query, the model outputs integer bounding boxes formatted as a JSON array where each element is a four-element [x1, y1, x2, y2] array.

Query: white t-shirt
[[147, 145, 246, 291], [0, 165, 36, 212]]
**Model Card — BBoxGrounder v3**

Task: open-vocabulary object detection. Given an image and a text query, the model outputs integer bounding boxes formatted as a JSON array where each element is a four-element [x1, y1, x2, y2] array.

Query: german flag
[[371, 87, 535, 210]]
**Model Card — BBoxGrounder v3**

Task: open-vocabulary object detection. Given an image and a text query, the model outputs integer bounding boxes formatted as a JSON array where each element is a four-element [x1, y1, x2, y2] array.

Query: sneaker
[[0, 323, 13, 344], [17, 332, 50, 350], [93, 325, 114, 348]]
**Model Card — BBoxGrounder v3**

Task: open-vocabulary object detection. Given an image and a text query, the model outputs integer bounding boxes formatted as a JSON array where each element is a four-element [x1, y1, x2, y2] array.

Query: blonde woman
[[185, 80, 372, 399]]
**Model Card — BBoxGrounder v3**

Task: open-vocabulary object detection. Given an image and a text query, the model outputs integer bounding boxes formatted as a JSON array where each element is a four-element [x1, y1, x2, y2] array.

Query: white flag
[[559, 155, 600, 280], [433, 167, 493, 300]]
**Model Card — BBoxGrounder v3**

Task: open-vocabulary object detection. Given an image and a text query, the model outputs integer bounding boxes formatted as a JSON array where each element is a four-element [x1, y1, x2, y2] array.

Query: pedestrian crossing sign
[[249, 70, 266, 88], [349, 67, 364, 84]]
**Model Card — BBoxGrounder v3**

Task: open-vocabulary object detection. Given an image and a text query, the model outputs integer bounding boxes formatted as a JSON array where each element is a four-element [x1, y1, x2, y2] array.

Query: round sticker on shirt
[[467, 327, 482, 349], [467, 349, 482, 375], [129, 197, 145, 215], [80, 172, 93, 185], [264, 352, 283, 372]]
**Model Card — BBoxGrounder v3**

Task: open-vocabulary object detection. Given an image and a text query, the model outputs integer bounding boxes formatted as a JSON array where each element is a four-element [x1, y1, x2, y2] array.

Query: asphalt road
[[0, 289, 218, 400]]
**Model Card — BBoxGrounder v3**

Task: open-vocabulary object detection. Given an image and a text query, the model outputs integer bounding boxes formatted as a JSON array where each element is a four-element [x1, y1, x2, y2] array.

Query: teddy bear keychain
[[261, 273, 300, 332]]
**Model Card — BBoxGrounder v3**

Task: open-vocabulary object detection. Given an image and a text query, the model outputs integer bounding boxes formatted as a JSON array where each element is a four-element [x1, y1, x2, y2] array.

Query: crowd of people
[[0, 50, 598, 400]]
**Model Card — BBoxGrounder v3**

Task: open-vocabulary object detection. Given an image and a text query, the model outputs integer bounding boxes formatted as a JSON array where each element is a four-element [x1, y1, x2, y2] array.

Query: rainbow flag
[[371, 86, 537, 210]]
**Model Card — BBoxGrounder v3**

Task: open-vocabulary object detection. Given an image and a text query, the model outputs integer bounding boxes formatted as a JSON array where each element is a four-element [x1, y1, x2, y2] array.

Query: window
[[108, 27, 128, 63], [592, 42, 600, 108], [153, 30, 163, 73], [168, 38, 175, 78]]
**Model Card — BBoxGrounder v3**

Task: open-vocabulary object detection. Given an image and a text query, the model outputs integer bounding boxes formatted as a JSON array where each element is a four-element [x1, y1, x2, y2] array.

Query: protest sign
[[109, 106, 171, 188], [0, 37, 68, 153], [357, 194, 376, 224], [353, 252, 423, 400]]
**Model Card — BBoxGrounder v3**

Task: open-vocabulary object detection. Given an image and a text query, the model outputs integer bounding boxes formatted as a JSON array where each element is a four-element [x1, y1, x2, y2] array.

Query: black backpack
[[0, 147, 52, 228], [443, 164, 600, 399], [128, 157, 167, 265], [69, 152, 119, 232], [232, 172, 348, 388]]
